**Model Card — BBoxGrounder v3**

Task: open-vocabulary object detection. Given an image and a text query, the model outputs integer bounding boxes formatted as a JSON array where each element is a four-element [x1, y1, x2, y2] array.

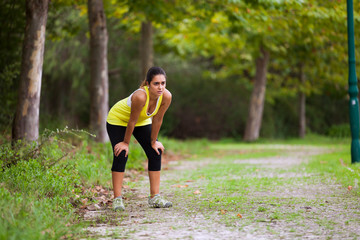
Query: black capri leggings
[[106, 122, 162, 172]]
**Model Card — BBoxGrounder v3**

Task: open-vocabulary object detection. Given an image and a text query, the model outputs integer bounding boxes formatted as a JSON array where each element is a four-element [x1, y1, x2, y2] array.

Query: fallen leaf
[[100, 189, 109, 194], [81, 198, 88, 205], [87, 204, 101, 211], [94, 196, 106, 202], [123, 185, 130, 189], [339, 158, 347, 166], [193, 190, 201, 194], [237, 213, 243, 218], [186, 180, 195, 182], [348, 186, 353, 191], [220, 209, 227, 214], [172, 185, 189, 188], [320, 161, 328, 164]]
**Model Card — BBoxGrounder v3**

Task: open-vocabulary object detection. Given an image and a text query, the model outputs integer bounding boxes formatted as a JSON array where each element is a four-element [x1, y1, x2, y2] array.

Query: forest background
[[1, 0, 360, 142]]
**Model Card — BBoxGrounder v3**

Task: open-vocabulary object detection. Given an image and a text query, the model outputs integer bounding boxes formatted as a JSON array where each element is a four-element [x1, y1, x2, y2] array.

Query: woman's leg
[[112, 171, 124, 198], [106, 123, 128, 198], [133, 125, 172, 208], [148, 171, 160, 198], [133, 125, 162, 197]]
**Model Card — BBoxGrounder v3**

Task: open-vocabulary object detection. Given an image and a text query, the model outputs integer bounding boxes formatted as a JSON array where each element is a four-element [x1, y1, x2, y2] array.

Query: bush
[[1, 159, 80, 205], [0, 127, 208, 240], [327, 124, 351, 138], [0, 129, 87, 240], [0, 187, 80, 240], [74, 137, 146, 188]]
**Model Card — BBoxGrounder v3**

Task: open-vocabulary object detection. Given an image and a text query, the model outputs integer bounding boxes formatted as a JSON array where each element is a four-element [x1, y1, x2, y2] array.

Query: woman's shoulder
[[162, 89, 172, 104], [163, 89, 172, 99], [131, 88, 147, 103]]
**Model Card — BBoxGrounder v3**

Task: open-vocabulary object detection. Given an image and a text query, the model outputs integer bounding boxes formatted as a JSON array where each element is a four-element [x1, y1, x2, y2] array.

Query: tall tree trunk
[[243, 47, 270, 141], [88, 0, 109, 142], [12, 0, 49, 142], [140, 21, 154, 81], [298, 63, 306, 138]]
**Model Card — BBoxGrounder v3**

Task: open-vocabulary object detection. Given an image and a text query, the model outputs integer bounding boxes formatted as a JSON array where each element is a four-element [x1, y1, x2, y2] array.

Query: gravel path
[[81, 145, 360, 240]]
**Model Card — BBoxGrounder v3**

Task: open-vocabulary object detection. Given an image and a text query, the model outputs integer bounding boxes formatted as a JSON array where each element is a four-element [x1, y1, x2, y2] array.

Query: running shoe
[[148, 194, 172, 208], [113, 197, 125, 211]]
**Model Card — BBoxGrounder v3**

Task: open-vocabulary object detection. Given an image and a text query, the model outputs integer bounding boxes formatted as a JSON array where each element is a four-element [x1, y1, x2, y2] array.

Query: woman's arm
[[151, 89, 172, 154], [114, 91, 146, 157]]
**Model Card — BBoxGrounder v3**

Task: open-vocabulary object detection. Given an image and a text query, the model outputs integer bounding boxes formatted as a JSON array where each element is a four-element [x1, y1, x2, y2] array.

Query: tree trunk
[[140, 21, 154, 81], [298, 63, 306, 138], [243, 47, 270, 141], [88, 0, 109, 142], [12, 0, 49, 142]]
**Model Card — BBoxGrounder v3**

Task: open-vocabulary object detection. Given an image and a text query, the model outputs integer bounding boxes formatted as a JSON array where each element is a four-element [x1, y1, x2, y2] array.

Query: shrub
[[0, 187, 80, 240], [0, 128, 87, 240], [327, 124, 351, 138]]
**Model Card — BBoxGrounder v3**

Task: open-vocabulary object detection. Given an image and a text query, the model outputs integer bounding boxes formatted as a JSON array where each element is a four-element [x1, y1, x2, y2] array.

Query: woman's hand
[[114, 142, 129, 157], [152, 141, 165, 155]]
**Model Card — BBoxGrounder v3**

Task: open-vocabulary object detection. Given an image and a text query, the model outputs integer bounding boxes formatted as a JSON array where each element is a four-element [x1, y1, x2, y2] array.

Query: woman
[[106, 66, 172, 211]]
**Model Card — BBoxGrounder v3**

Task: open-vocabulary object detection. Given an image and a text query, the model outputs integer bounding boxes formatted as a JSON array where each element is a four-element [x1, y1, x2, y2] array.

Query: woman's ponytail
[[140, 66, 166, 87]]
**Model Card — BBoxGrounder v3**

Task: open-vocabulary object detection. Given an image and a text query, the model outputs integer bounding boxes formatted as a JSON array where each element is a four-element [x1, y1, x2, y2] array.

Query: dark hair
[[141, 66, 166, 87]]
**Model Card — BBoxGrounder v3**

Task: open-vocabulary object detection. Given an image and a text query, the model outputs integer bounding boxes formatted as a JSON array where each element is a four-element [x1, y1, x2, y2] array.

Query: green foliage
[[127, 142, 147, 170], [169, 140, 360, 237], [0, 127, 212, 239], [305, 147, 360, 191], [327, 124, 351, 138], [162, 136, 210, 157], [3, 0, 358, 140], [1, 159, 80, 207], [0, 130, 86, 240], [42, 8, 90, 128], [74, 140, 113, 186], [0, 188, 81, 240], [0, 0, 25, 131], [73, 137, 146, 188], [1, 128, 81, 170]]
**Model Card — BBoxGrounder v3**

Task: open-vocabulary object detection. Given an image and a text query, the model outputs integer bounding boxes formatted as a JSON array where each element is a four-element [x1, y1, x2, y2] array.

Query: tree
[[163, 1, 294, 141], [12, 0, 50, 141], [0, 0, 26, 131], [140, 21, 153, 81], [278, 1, 352, 137], [298, 63, 306, 138], [88, 0, 109, 142], [111, 0, 182, 81], [244, 47, 270, 141]]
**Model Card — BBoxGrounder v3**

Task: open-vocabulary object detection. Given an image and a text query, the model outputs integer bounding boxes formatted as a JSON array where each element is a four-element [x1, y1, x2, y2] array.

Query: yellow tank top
[[107, 86, 163, 126]]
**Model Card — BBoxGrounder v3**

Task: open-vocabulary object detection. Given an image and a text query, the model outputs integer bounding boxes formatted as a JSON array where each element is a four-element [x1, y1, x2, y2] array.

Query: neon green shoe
[[148, 194, 172, 208], [113, 197, 125, 211]]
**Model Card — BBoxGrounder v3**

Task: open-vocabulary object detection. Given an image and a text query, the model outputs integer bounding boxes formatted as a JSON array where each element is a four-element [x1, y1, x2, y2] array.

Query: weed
[[257, 206, 267, 212]]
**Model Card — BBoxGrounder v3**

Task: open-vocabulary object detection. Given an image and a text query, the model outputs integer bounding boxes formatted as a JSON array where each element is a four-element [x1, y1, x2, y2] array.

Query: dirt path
[[81, 145, 360, 239]]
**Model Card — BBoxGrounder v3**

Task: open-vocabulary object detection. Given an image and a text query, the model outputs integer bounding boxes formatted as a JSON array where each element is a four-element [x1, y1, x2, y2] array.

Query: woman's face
[[147, 74, 166, 97]]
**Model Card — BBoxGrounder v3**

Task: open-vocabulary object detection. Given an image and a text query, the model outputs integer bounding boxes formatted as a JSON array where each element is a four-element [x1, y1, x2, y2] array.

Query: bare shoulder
[[162, 89, 172, 103], [131, 89, 147, 106]]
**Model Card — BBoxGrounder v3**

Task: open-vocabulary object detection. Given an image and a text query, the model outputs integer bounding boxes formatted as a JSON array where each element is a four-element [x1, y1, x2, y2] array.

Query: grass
[[167, 135, 360, 238], [1, 132, 360, 239], [0, 129, 211, 240]]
